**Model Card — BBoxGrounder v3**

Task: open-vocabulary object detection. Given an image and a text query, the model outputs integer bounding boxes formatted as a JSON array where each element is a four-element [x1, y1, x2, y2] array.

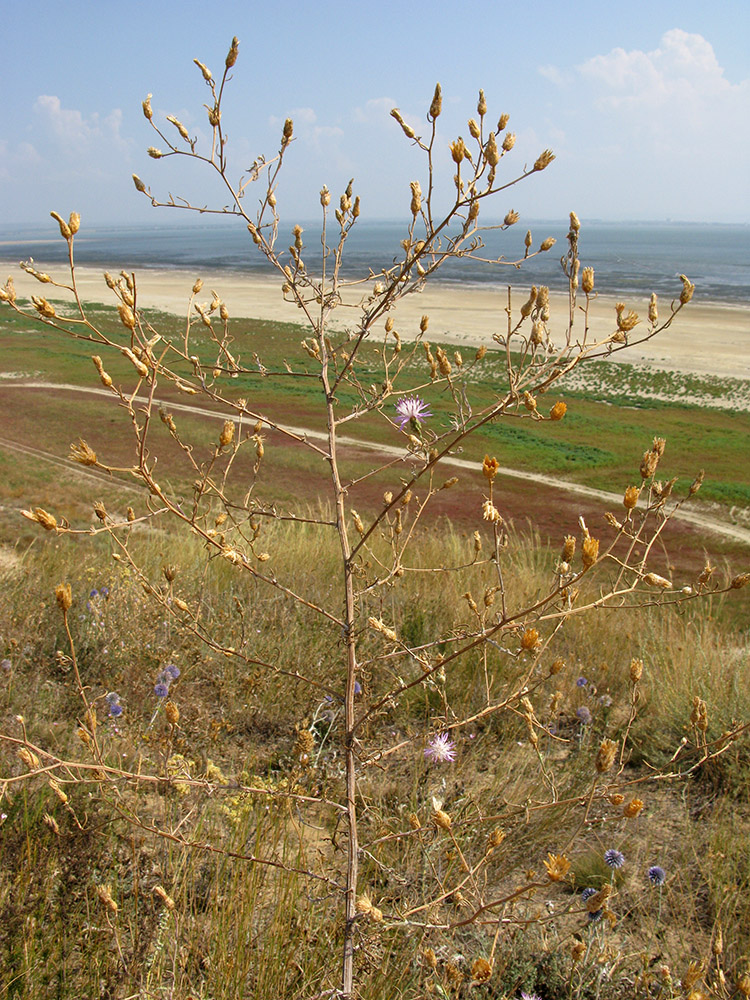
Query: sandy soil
[[2, 260, 748, 380]]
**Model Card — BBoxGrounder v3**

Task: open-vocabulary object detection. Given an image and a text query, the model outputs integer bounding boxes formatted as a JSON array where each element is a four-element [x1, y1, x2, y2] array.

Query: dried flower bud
[[482, 455, 500, 481], [540, 237, 556, 252], [142, 94, 153, 120], [410, 181, 422, 217], [281, 118, 293, 146], [153, 884, 176, 910], [630, 658, 644, 683], [550, 658, 565, 675], [499, 132, 514, 152], [468, 117, 481, 139], [219, 420, 235, 448], [640, 449, 659, 480], [623, 797, 644, 818], [485, 132, 499, 167], [689, 469, 704, 496], [49, 211, 72, 240], [562, 535, 575, 561], [450, 137, 466, 164], [132, 174, 146, 193], [581, 536, 599, 569], [470, 958, 493, 985], [616, 303, 640, 332], [571, 940, 586, 964], [96, 884, 118, 914], [225, 36, 239, 68], [524, 230, 533, 250], [390, 108, 416, 139], [581, 267, 595, 294], [433, 808, 452, 830], [165, 701, 180, 726], [644, 572, 672, 589], [678, 274, 695, 305], [649, 293, 658, 324], [595, 738, 618, 773], [17, 746, 41, 770], [504, 210, 519, 226], [429, 83, 442, 119]]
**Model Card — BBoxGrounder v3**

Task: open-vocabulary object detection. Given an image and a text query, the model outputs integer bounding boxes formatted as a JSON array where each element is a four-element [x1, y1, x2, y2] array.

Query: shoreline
[[2, 259, 748, 381]]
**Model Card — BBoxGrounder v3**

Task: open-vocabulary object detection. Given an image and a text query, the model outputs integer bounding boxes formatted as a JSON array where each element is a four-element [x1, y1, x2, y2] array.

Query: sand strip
[[1, 260, 747, 380]]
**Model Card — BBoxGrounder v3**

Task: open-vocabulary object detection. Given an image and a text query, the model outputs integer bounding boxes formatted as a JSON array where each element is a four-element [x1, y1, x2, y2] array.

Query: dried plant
[[1, 37, 747, 999]]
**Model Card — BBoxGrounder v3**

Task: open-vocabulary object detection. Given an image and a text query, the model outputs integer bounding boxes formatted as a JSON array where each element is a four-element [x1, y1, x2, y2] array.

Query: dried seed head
[[521, 627, 541, 651], [49, 779, 68, 804], [55, 583, 73, 612], [482, 455, 500, 481], [731, 573, 750, 589], [571, 940, 586, 964], [68, 212, 80, 235], [429, 83, 442, 119], [623, 797, 644, 818], [118, 303, 136, 330], [164, 701, 180, 726], [540, 237, 556, 252], [504, 209, 519, 226], [629, 658, 644, 684], [17, 746, 40, 770], [549, 401, 567, 421], [736, 973, 750, 997], [433, 808, 452, 830], [623, 486, 640, 510], [534, 149, 555, 171], [132, 174, 147, 193], [32, 296, 56, 318], [582, 267, 595, 294], [470, 958, 493, 985], [450, 137, 466, 164], [681, 961, 705, 993], [70, 439, 97, 467], [581, 535, 599, 569], [482, 499, 502, 523], [640, 449, 659, 479], [596, 738, 618, 773], [520, 285, 537, 317], [586, 884, 611, 912], [390, 108, 416, 139], [142, 94, 153, 120], [468, 117, 481, 139], [147, 147, 163, 159], [544, 853, 571, 881], [644, 572, 672, 589], [225, 36, 239, 68], [487, 827, 505, 849], [282, 118, 294, 146], [616, 304, 640, 332]]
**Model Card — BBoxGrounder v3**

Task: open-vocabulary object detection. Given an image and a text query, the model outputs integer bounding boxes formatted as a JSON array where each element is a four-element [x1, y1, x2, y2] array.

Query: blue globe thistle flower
[[164, 664, 181, 680], [576, 676, 588, 687], [89, 589, 99, 599], [109, 703, 123, 717], [581, 887, 597, 901], [576, 706, 593, 725], [588, 909, 603, 923], [154, 682, 169, 698], [604, 848, 625, 869], [648, 865, 666, 886]]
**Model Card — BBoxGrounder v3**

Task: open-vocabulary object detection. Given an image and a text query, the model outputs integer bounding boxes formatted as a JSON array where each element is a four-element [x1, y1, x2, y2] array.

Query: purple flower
[[576, 706, 592, 725], [89, 589, 99, 599], [105, 691, 120, 705], [424, 732, 457, 764], [109, 703, 123, 717], [581, 887, 597, 901], [588, 909, 603, 923], [354, 681, 362, 695], [576, 676, 588, 687], [154, 682, 169, 698], [164, 664, 181, 680], [604, 849, 625, 869], [520, 993, 542, 1000], [648, 865, 666, 886], [395, 395, 432, 431]]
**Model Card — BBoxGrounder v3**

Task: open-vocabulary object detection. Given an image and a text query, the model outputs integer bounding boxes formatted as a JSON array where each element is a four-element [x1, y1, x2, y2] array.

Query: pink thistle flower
[[424, 732, 457, 764], [395, 395, 432, 431]]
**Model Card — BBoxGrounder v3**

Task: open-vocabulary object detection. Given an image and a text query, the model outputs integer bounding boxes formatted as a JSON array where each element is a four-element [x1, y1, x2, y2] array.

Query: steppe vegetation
[[1, 37, 749, 1000]]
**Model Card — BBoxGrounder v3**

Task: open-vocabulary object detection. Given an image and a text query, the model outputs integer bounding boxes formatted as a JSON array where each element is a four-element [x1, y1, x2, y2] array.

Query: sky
[[2, 0, 749, 230]]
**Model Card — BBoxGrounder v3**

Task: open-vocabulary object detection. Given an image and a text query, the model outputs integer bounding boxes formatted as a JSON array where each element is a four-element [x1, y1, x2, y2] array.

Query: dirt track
[[2, 378, 750, 549]]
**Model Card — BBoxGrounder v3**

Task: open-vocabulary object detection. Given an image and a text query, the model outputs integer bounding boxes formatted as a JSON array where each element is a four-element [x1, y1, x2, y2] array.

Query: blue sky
[[3, 0, 749, 228]]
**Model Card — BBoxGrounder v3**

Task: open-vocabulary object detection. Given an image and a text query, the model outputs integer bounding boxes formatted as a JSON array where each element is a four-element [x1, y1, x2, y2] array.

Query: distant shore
[[2, 260, 748, 380]]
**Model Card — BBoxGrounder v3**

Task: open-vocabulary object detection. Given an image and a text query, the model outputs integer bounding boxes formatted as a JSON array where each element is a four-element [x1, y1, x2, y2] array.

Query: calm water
[[1, 219, 748, 304]]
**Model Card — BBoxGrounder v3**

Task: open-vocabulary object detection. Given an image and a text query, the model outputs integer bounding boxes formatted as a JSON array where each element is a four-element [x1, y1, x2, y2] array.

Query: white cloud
[[33, 95, 130, 152]]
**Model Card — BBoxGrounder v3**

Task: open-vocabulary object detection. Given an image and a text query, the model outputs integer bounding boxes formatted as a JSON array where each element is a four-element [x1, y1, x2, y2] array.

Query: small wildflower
[[520, 993, 542, 1000], [576, 676, 588, 687], [395, 395, 431, 431], [604, 848, 625, 869], [648, 865, 666, 886], [576, 706, 592, 725], [581, 887, 598, 902], [109, 703, 123, 718], [154, 682, 169, 698], [424, 732, 457, 764], [164, 664, 181, 680]]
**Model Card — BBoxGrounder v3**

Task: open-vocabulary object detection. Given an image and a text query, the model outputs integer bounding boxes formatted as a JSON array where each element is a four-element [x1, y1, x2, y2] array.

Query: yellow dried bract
[[482, 455, 500, 481], [581, 536, 599, 569], [549, 401, 567, 421], [543, 853, 571, 881], [595, 738, 618, 774]]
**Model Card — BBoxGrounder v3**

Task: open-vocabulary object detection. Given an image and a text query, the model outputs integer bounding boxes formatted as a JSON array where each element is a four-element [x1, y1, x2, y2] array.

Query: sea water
[[1, 219, 748, 305]]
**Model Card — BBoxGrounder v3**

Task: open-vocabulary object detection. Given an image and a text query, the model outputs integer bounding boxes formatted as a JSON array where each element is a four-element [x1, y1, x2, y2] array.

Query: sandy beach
[[2, 259, 748, 380]]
